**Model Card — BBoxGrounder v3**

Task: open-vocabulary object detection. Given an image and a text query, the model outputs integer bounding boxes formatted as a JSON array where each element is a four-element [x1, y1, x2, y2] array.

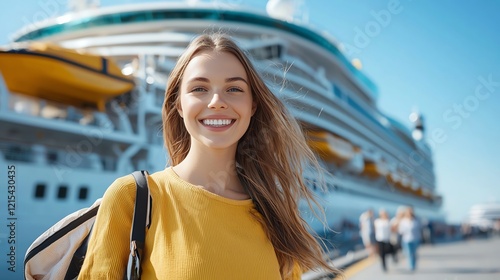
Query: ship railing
[[108, 100, 133, 135], [124, 54, 167, 114], [0, 143, 33, 163], [254, 60, 331, 99], [0, 72, 9, 111], [0, 141, 107, 171], [141, 79, 167, 112], [0, 85, 147, 139], [280, 53, 332, 90]]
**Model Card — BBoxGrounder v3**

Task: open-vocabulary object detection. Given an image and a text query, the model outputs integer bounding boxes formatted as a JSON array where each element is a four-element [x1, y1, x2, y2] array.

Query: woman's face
[[178, 50, 256, 151]]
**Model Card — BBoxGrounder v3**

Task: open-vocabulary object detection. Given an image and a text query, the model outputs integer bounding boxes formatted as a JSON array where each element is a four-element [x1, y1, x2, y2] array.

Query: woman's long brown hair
[[162, 34, 339, 278]]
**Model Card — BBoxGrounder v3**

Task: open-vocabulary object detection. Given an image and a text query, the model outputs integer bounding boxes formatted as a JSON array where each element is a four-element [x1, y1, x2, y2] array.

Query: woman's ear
[[251, 101, 257, 116], [176, 99, 183, 118]]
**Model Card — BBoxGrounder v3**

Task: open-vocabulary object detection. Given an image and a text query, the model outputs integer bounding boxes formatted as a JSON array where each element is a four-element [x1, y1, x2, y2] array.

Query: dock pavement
[[339, 236, 500, 280]]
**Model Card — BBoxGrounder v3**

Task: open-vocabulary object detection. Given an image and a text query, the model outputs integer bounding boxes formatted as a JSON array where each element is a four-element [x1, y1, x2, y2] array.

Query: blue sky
[[1, 0, 499, 223]]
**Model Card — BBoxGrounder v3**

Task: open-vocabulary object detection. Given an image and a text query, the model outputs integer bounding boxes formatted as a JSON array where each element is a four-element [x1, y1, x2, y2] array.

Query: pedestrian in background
[[374, 209, 392, 272], [359, 209, 376, 257], [398, 207, 421, 272], [390, 206, 405, 258]]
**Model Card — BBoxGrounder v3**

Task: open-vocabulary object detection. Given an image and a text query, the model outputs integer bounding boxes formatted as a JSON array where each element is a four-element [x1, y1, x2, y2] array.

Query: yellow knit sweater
[[78, 167, 300, 279]]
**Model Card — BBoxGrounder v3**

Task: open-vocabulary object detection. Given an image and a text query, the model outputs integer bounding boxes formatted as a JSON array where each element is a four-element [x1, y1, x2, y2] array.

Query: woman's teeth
[[202, 119, 233, 127]]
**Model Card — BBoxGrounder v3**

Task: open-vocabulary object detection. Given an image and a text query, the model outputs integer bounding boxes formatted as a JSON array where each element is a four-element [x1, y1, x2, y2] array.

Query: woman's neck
[[172, 143, 249, 199]]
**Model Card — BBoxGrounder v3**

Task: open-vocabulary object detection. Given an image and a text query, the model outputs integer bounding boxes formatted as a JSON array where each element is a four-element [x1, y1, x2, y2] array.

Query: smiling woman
[[78, 33, 340, 280], [177, 50, 255, 151]]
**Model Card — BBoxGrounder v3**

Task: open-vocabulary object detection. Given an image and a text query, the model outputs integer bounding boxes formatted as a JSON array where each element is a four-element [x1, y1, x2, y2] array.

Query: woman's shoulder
[[101, 173, 143, 206], [100, 169, 170, 207], [149, 168, 168, 186], [107, 169, 167, 193]]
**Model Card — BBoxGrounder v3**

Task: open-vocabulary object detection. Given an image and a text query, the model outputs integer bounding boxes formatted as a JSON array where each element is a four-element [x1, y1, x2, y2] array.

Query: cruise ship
[[0, 0, 444, 278]]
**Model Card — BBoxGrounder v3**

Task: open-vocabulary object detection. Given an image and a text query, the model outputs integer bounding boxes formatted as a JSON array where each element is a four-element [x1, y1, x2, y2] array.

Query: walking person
[[374, 209, 392, 272], [398, 207, 421, 272], [78, 33, 339, 279], [359, 209, 376, 257], [389, 206, 406, 260]]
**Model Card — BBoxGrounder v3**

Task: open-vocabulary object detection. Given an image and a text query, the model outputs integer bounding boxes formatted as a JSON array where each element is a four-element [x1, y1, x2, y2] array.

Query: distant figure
[[390, 206, 406, 256], [494, 220, 500, 236], [359, 209, 376, 256], [374, 209, 394, 271], [461, 222, 472, 240], [398, 207, 421, 271], [422, 219, 434, 244]]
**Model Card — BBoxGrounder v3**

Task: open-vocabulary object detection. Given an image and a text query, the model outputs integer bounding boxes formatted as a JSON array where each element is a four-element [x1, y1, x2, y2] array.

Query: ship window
[[57, 185, 68, 199], [119, 11, 149, 23], [47, 151, 58, 164], [249, 44, 283, 60], [34, 183, 46, 198], [78, 187, 89, 200], [332, 85, 343, 99]]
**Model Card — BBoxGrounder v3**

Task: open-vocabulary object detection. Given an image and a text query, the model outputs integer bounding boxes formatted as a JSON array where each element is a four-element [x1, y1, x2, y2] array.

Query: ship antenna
[[409, 108, 425, 141]]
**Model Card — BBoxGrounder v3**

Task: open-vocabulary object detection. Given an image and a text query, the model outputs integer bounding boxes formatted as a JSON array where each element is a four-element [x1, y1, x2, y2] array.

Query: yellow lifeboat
[[421, 188, 433, 200], [388, 172, 418, 193], [414, 187, 423, 197], [0, 42, 134, 111], [410, 179, 420, 190], [307, 131, 355, 163], [386, 171, 401, 187], [362, 159, 389, 178], [400, 175, 412, 190], [345, 148, 365, 173]]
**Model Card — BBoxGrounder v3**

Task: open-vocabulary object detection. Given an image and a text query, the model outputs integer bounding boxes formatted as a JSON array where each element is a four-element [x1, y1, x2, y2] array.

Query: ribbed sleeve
[[78, 175, 137, 279]]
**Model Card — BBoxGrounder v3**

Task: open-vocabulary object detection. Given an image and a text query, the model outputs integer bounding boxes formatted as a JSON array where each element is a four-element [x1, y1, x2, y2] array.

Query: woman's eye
[[227, 87, 243, 93], [191, 87, 206, 92]]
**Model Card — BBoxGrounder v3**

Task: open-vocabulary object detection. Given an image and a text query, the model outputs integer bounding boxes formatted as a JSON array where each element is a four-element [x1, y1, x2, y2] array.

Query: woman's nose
[[208, 93, 228, 109]]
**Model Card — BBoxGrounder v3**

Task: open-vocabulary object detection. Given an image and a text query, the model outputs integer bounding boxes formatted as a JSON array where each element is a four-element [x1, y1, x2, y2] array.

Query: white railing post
[[0, 72, 9, 111]]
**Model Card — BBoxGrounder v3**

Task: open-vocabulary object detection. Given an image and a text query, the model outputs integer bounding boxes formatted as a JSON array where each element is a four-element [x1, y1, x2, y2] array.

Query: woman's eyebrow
[[186, 77, 210, 83], [186, 76, 248, 85], [226, 77, 248, 85]]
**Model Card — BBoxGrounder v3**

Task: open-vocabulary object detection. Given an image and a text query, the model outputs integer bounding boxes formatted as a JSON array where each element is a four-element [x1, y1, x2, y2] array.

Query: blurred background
[[0, 0, 499, 279]]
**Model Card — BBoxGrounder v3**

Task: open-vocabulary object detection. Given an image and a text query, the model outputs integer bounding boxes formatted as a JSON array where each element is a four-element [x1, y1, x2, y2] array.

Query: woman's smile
[[200, 118, 236, 131]]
